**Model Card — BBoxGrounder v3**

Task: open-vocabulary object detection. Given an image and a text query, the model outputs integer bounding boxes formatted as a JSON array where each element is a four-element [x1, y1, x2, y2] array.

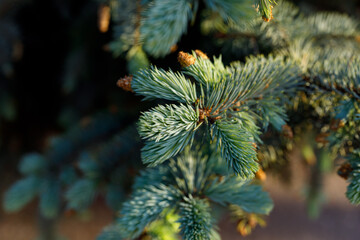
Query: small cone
[[195, 49, 209, 59], [338, 163, 353, 180], [255, 168, 267, 181], [178, 51, 196, 67], [117, 75, 133, 92]]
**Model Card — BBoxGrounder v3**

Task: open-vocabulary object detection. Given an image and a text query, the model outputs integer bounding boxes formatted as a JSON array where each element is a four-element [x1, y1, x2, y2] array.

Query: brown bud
[[282, 124, 293, 139], [237, 222, 250, 237], [315, 132, 330, 144], [117, 75, 133, 92], [330, 119, 345, 131], [338, 163, 353, 180], [98, 4, 111, 33], [233, 101, 241, 111], [255, 168, 266, 181], [170, 44, 178, 53], [198, 108, 211, 122], [262, 6, 273, 22], [178, 51, 196, 67], [195, 49, 209, 59], [248, 214, 258, 228]]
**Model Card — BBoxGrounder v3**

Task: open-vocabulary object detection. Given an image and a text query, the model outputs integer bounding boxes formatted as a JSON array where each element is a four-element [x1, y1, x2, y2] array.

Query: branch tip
[[117, 75, 134, 92]]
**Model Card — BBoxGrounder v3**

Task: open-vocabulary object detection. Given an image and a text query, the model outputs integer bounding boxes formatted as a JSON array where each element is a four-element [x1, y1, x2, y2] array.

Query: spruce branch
[[305, 12, 359, 37], [141, 0, 193, 57], [205, 177, 273, 214], [126, 51, 301, 175], [346, 151, 360, 204], [64, 179, 96, 211], [139, 104, 199, 166], [3, 176, 41, 212], [117, 184, 181, 239], [309, 56, 360, 100], [102, 147, 272, 239], [97, 224, 123, 240], [40, 179, 61, 219], [19, 153, 47, 175], [214, 119, 259, 178], [133, 165, 170, 190], [305, 76, 360, 100], [132, 66, 197, 103], [204, 0, 256, 23], [255, 0, 276, 22], [178, 195, 215, 240], [184, 54, 227, 86], [256, 98, 287, 130]]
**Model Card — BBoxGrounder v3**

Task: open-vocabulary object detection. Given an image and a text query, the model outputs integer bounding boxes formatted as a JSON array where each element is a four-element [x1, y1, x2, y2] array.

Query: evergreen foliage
[[3, 111, 140, 219], [129, 51, 301, 178], [105, 0, 276, 73], [200, 0, 360, 205], [101, 147, 272, 239], [4, 176, 41, 212], [3, 0, 360, 239], [178, 195, 214, 240]]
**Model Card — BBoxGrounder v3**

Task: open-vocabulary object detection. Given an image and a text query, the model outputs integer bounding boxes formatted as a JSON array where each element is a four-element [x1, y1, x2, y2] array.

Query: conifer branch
[[141, 0, 193, 57], [346, 151, 360, 204], [132, 66, 198, 103], [205, 178, 273, 214], [213, 119, 259, 178], [204, 0, 256, 23], [117, 184, 181, 239], [3, 176, 41, 212], [139, 104, 199, 166], [178, 195, 215, 240], [255, 0, 276, 22], [103, 148, 272, 239]]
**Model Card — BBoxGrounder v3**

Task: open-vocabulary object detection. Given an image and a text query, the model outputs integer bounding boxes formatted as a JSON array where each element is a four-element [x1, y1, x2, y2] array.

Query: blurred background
[[0, 0, 360, 239]]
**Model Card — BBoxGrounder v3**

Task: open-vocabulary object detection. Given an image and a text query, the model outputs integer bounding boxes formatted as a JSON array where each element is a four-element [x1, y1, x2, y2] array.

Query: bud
[[248, 214, 257, 228], [237, 221, 251, 237], [117, 75, 133, 92], [170, 44, 178, 53], [195, 49, 209, 59], [178, 51, 196, 67], [262, 6, 273, 22], [337, 163, 353, 180], [315, 132, 330, 144], [255, 168, 266, 181], [330, 119, 345, 131], [198, 108, 212, 122], [98, 4, 111, 33]]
